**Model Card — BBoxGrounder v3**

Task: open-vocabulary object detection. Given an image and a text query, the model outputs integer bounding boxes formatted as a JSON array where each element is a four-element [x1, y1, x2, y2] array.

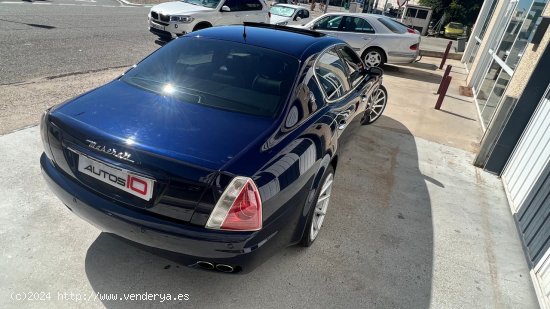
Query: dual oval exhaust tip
[[196, 261, 235, 273]]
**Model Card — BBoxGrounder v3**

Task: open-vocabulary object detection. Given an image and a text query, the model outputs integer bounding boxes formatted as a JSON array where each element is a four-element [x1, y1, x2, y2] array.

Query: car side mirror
[[311, 24, 318, 30], [295, 16, 301, 21], [367, 66, 384, 77], [221, 5, 231, 12]]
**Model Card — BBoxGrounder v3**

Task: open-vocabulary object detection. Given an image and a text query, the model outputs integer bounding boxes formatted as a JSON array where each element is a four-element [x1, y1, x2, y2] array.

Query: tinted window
[[341, 16, 375, 33], [315, 49, 350, 100], [223, 0, 241, 11], [416, 9, 428, 19], [377, 17, 407, 34], [242, 0, 262, 11], [295, 9, 309, 19], [338, 46, 364, 87], [313, 15, 343, 31], [121, 38, 298, 117]]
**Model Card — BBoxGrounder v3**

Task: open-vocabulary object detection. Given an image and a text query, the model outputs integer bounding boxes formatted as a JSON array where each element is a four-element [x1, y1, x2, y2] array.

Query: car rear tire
[[300, 165, 335, 247], [361, 85, 388, 125], [363, 47, 386, 68]]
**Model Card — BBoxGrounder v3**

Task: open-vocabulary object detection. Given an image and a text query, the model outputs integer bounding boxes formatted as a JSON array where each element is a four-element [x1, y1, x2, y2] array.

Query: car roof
[[322, 12, 388, 20], [272, 4, 305, 9], [185, 25, 342, 59]]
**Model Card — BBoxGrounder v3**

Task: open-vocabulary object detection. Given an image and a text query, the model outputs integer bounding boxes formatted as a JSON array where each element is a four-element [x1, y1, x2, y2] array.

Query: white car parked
[[148, 0, 269, 39], [269, 4, 311, 26], [296, 13, 421, 67]]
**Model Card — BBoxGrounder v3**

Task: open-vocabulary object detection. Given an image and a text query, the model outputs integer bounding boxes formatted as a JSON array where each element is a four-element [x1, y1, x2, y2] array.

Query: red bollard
[[435, 76, 452, 110], [439, 41, 453, 70], [437, 65, 452, 94]]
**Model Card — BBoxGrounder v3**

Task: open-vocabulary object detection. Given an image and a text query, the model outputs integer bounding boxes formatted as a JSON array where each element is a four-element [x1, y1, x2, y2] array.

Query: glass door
[[464, 0, 499, 70], [475, 0, 548, 128]]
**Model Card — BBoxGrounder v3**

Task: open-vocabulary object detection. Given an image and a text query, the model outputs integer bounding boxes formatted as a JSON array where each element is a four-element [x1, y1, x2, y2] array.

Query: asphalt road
[[0, 0, 159, 85]]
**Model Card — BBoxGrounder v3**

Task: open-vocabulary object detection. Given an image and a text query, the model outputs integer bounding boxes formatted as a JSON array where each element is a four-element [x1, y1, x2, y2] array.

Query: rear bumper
[[40, 153, 296, 272], [387, 50, 419, 64]]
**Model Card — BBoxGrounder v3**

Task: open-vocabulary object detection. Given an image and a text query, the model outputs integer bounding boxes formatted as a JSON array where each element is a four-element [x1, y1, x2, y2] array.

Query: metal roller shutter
[[502, 85, 550, 308]]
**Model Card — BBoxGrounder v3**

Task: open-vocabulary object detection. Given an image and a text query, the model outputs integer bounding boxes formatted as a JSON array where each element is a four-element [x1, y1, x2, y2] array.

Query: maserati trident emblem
[[85, 140, 134, 163]]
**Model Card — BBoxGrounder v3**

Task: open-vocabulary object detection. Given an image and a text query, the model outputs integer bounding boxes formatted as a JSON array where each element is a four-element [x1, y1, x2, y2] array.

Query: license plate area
[[77, 153, 155, 201], [150, 22, 165, 31]]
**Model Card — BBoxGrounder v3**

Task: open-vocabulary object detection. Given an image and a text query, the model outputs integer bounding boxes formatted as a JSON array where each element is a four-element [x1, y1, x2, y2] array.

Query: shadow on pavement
[[403, 61, 439, 71], [154, 39, 169, 47], [84, 116, 434, 308], [383, 64, 442, 84], [0, 18, 55, 29]]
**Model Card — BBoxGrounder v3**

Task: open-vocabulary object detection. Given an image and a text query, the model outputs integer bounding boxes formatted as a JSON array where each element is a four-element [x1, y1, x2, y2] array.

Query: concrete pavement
[[0, 57, 539, 308], [0, 1, 159, 85]]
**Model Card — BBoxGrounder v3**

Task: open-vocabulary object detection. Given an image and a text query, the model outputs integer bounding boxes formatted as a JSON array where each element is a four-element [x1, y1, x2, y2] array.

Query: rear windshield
[[377, 18, 408, 34], [121, 37, 299, 117]]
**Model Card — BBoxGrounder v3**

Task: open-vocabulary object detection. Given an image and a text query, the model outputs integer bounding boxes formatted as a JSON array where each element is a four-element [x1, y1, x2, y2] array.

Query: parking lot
[[0, 57, 538, 308], [0, 1, 540, 308]]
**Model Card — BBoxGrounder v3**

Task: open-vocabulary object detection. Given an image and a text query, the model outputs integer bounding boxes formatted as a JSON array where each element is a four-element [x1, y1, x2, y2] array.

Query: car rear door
[[335, 16, 377, 53], [314, 47, 357, 144]]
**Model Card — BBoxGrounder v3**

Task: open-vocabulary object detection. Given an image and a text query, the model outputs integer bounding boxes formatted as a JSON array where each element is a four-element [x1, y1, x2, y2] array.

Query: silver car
[[297, 13, 421, 67]]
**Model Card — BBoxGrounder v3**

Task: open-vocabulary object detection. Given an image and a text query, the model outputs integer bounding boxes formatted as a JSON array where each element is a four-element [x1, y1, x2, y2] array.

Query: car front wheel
[[300, 165, 334, 247], [361, 85, 388, 125]]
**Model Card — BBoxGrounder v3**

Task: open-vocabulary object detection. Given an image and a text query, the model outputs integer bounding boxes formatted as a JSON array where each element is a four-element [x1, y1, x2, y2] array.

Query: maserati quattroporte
[[40, 23, 388, 273]]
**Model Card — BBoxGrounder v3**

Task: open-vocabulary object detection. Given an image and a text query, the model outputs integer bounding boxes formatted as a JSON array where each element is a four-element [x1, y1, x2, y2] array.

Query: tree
[[418, 0, 483, 26]]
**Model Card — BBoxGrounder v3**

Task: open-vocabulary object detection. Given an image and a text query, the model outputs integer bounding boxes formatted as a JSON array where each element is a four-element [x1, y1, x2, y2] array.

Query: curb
[[420, 50, 463, 60]]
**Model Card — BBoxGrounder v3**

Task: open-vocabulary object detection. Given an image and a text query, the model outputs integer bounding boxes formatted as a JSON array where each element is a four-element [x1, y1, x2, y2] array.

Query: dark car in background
[[40, 24, 387, 273]]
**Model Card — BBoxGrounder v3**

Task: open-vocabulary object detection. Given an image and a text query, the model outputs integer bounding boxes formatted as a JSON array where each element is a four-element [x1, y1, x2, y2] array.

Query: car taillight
[[407, 28, 416, 34], [206, 177, 262, 231], [410, 43, 419, 50]]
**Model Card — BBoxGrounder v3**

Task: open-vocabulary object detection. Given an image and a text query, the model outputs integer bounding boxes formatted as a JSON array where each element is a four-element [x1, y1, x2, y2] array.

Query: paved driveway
[[0, 112, 537, 308]]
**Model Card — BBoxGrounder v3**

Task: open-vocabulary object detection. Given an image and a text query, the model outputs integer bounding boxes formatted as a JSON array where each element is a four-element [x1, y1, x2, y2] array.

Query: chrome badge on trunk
[[86, 139, 134, 163]]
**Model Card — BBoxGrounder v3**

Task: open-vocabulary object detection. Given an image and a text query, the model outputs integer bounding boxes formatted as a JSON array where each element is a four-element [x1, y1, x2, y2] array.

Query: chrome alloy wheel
[[368, 87, 387, 123], [364, 50, 382, 67], [310, 173, 334, 241]]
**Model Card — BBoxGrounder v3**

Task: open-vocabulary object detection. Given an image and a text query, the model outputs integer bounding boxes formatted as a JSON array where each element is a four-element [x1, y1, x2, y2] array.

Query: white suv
[[148, 0, 269, 39]]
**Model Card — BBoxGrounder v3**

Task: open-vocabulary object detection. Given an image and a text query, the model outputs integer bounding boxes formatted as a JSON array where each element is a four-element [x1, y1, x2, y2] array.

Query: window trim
[[337, 45, 365, 88], [312, 14, 344, 31], [312, 43, 368, 104]]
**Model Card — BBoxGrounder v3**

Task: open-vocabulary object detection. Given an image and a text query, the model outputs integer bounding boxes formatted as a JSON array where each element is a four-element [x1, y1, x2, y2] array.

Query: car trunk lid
[[47, 80, 275, 224]]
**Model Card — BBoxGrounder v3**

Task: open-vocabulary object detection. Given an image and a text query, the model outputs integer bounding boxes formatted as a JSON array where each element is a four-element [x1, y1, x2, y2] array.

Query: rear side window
[[342, 16, 375, 34], [377, 17, 407, 34], [314, 49, 351, 100], [121, 38, 298, 117]]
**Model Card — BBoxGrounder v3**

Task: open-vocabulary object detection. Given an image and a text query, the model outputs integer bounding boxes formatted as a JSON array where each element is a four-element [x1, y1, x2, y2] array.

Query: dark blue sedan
[[40, 23, 387, 273]]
